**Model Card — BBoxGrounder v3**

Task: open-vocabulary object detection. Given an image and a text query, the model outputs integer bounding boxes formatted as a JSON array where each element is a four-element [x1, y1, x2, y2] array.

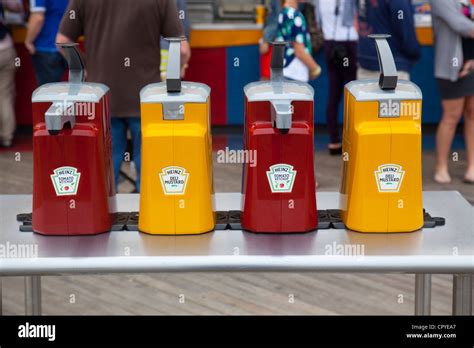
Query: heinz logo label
[[159, 166, 189, 195], [267, 164, 297, 193], [50, 166, 81, 196], [374, 164, 405, 192], [379, 100, 420, 119]]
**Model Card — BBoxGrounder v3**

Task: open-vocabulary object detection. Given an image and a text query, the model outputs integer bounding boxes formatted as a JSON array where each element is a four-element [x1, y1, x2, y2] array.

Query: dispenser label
[[50, 166, 81, 196], [267, 164, 297, 193], [159, 166, 189, 195], [374, 164, 405, 192]]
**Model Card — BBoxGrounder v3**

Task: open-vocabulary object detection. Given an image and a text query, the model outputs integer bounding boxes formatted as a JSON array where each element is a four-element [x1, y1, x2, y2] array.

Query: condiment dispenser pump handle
[[271, 41, 287, 82], [369, 34, 398, 90], [57, 43, 85, 83], [166, 37, 186, 93]]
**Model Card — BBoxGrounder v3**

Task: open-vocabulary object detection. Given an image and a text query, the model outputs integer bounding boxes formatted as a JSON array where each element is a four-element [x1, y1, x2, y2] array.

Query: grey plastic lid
[[32, 82, 109, 103], [140, 82, 210, 104], [345, 80, 422, 101], [244, 80, 314, 102]]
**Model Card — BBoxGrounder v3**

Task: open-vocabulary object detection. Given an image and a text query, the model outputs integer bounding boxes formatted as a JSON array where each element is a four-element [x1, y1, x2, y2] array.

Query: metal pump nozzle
[[369, 34, 398, 90], [271, 100, 293, 133], [45, 43, 85, 135], [270, 41, 293, 132], [45, 101, 76, 135]]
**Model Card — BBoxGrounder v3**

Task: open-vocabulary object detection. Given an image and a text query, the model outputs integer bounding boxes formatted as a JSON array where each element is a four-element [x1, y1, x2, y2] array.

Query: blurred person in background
[[356, 0, 421, 80], [460, 0, 474, 72], [160, 0, 191, 80], [430, 0, 474, 184], [276, 0, 321, 82], [301, 0, 324, 54], [25, 0, 69, 86], [57, 0, 189, 193], [0, 0, 23, 148], [259, 0, 281, 80], [316, 0, 358, 155]]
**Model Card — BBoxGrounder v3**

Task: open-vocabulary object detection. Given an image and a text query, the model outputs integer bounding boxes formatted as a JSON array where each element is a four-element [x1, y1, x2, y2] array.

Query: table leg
[[415, 274, 431, 315], [0, 277, 3, 315], [452, 274, 472, 316], [24, 276, 42, 316]]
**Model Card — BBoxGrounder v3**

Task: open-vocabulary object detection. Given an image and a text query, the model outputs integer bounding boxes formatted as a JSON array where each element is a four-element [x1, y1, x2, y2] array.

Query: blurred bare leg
[[463, 95, 474, 182], [435, 98, 465, 184]]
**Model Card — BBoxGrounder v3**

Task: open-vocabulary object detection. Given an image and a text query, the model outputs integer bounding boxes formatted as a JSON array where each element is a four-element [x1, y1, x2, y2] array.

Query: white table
[[0, 192, 472, 316]]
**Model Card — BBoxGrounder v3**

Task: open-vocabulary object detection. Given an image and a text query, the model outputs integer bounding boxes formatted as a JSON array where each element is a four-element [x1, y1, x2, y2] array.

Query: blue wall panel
[[226, 45, 261, 125], [411, 46, 442, 124]]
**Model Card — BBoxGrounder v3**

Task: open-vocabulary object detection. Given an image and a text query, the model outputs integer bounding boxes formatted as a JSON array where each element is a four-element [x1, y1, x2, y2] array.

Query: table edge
[[1, 255, 473, 276]]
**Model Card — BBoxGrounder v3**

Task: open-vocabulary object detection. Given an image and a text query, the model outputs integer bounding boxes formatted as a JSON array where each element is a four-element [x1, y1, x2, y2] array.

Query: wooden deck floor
[[2, 273, 454, 315], [0, 143, 471, 315]]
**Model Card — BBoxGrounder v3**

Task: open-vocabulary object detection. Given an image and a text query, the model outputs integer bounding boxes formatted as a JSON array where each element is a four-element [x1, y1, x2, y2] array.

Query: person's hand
[[459, 60, 474, 78], [25, 40, 36, 55], [309, 64, 322, 80], [181, 63, 188, 78], [180, 40, 191, 66], [259, 40, 270, 55]]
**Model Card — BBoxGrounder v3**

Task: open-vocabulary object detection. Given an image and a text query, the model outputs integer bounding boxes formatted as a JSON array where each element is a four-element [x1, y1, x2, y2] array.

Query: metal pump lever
[[270, 41, 293, 132], [370, 34, 398, 90], [166, 37, 186, 93], [162, 37, 187, 120], [45, 43, 85, 135], [58, 43, 85, 83], [271, 41, 286, 82]]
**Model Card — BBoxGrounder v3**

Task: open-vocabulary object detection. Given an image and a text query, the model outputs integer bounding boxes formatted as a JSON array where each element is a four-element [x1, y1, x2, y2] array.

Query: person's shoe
[[328, 143, 342, 156], [1, 139, 12, 148], [434, 171, 452, 184]]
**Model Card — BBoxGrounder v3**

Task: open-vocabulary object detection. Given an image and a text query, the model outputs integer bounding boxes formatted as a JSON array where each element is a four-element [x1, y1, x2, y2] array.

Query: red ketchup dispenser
[[31, 43, 116, 235], [241, 42, 317, 233]]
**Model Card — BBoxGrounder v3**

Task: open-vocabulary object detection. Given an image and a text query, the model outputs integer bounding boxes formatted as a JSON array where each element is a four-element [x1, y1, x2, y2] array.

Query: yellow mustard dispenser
[[139, 37, 215, 235], [340, 34, 423, 233]]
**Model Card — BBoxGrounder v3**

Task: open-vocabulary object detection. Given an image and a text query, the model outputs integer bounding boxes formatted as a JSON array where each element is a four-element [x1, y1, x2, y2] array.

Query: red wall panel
[[185, 47, 227, 125], [14, 44, 36, 126]]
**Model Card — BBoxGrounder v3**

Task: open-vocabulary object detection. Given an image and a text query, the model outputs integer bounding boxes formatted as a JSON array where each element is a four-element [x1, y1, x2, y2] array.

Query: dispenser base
[[16, 209, 446, 234]]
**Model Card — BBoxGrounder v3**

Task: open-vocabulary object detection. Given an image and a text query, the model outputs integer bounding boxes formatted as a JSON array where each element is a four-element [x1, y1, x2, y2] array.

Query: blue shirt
[[29, 0, 69, 52]]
